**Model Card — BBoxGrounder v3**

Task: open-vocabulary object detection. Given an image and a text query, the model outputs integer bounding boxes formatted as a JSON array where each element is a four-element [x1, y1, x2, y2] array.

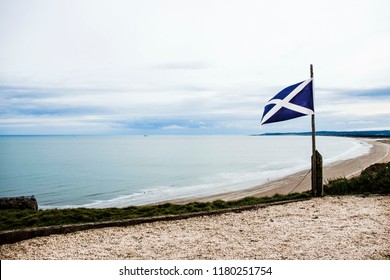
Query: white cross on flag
[[261, 78, 314, 125]]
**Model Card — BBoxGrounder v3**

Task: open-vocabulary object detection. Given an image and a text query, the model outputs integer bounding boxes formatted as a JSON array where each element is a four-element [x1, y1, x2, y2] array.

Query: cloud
[[2, 81, 390, 135], [1, 0, 390, 134], [343, 87, 390, 98], [316, 87, 390, 116], [154, 61, 211, 70], [0, 81, 268, 134]]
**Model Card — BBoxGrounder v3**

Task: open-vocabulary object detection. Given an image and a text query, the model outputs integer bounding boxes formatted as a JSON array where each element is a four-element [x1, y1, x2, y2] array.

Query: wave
[[4, 136, 370, 209], [42, 138, 371, 209]]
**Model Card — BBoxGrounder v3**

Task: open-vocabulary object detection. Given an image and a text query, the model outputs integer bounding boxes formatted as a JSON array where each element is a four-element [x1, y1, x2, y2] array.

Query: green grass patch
[[324, 162, 390, 195], [0, 192, 311, 231]]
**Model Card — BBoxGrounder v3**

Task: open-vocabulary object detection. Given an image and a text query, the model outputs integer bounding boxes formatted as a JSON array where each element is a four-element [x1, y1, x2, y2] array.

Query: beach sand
[[0, 138, 389, 260], [173, 138, 390, 203]]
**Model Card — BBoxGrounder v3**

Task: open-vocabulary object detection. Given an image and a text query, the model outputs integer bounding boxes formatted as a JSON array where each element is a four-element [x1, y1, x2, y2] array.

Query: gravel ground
[[1, 195, 389, 260]]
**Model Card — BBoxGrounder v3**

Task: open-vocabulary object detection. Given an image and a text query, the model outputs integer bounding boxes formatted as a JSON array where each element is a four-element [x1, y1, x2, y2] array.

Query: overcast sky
[[1, 0, 389, 135]]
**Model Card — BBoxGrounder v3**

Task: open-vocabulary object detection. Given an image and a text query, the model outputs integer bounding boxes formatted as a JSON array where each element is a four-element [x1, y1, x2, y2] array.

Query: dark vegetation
[[0, 162, 389, 232], [324, 162, 390, 195]]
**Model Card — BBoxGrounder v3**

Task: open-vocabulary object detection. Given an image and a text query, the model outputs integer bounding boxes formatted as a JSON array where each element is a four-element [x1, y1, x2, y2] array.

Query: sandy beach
[[175, 138, 390, 203], [0, 138, 389, 260]]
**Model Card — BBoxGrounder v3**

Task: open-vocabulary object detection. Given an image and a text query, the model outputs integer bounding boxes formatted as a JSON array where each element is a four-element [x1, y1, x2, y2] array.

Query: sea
[[0, 135, 371, 209]]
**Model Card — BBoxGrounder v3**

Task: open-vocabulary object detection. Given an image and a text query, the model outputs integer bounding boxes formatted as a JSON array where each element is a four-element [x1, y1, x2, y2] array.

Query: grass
[[324, 162, 390, 195], [1, 162, 389, 232], [0, 192, 311, 231]]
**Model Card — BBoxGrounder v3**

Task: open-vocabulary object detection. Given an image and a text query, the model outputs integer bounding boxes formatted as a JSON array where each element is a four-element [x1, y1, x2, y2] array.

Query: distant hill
[[255, 130, 390, 138]]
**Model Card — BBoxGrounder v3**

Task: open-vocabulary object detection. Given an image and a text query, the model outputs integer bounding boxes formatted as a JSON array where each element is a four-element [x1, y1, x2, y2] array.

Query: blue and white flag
[[261, 78, 314, 125]]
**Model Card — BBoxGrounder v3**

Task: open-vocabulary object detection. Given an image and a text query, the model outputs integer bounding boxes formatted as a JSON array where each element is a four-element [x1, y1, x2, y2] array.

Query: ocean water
[[0, 135, 371, 208]]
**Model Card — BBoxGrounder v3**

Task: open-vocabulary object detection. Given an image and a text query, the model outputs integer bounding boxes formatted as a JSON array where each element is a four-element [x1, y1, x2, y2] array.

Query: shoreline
[[168, 138, 390, 204], [1, 138, 389, 260]]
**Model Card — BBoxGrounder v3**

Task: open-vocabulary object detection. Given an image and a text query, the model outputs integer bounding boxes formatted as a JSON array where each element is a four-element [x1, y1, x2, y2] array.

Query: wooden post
[[315, 150, 323, 196]]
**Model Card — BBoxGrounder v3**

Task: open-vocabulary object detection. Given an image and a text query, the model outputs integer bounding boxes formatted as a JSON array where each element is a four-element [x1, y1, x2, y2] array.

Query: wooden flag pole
[[310, 64, 323, 196], [310, 64, 316, 196]]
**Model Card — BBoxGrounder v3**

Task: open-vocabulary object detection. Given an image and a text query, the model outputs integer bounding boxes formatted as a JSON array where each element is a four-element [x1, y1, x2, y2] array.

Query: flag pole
[[310, 64, 323, 196], [310, 64, 316, 196]]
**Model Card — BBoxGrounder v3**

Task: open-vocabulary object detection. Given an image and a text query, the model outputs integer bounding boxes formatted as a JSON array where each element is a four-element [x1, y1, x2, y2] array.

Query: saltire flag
[[261, 78, 314, 125]]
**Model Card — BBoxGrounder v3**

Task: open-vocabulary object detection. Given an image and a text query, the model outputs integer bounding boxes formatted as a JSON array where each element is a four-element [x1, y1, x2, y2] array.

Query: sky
[[0, 0, 390, 135]]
